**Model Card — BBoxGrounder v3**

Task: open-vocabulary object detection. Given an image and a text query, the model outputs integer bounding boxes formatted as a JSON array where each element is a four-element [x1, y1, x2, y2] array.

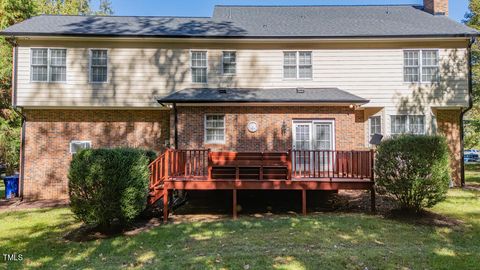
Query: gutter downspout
[[173, 103, 178, 149], [10, 40, 26, 199], [460, 37, 476, 187]]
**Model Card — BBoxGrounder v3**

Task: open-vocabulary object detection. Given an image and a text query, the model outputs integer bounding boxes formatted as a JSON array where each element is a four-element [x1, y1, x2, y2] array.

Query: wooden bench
[[208, 152, 290, 180]]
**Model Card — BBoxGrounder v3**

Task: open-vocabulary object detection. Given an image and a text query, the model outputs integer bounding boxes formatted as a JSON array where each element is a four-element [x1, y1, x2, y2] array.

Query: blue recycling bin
[[3, 175, 19, 199]]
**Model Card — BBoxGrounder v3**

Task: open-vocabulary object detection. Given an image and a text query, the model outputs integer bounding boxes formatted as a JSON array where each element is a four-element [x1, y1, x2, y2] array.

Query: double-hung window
[[191, 51, 207, 83], [90, 49, 108, 83], [369, 116, 382, 139], [403, 50, 439, 82], [283, 51, 312, 79], [390, 115, 425, 135], [31, 48, 67, 82], [222, 51, 236, 75], [205, 115, 225, 144]]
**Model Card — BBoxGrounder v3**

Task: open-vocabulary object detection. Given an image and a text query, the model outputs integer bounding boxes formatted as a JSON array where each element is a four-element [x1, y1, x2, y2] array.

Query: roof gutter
[[460, 37, 476, 187], [0, 32, 478, 39]]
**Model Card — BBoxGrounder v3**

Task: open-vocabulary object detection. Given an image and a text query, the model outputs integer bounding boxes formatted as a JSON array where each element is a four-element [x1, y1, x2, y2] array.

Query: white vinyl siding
[[90, 49, 108, 83], [283, 51, 312, 79], [390, 115, 425, 135], [15, 39, 468, 108], [404, 50, 439, 83], [191, 51, 207, 83], [222, 51, 236, 75], [205, 115, 225, 144]]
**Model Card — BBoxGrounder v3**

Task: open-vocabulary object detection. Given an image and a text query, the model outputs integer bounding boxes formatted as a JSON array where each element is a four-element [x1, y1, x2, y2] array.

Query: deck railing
[[149, 149, 374, 187], [291, 150, 374, 179]]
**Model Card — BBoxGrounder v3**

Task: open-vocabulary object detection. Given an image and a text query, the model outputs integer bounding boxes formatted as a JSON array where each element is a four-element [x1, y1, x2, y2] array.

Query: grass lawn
[[465, 163, 480, 185], [0, 189, 478, 270]]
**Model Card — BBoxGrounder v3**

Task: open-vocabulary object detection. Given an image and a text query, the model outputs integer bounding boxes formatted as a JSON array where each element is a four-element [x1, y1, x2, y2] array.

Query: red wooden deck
[[148, 149, 375, 222]]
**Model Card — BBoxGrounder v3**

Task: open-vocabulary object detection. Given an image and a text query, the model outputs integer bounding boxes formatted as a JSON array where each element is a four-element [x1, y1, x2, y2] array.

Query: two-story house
[[1, 0, 477, 202]]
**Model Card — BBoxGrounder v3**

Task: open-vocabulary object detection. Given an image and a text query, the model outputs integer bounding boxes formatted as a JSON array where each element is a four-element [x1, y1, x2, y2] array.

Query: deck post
[[163, 187, 169, 223], [233, 189, 237, 220], [302, 189, 307, 216], [287, 149, 292, 180], [370, 187, 376, 213]]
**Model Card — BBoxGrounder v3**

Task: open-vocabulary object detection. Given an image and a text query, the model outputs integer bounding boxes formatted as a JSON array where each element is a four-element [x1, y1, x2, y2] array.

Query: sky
[[102, 0, 470, 23]]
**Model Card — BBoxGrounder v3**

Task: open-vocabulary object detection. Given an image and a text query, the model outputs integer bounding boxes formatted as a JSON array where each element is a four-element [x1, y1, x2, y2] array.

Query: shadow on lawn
[[1, 191, 479, 270]]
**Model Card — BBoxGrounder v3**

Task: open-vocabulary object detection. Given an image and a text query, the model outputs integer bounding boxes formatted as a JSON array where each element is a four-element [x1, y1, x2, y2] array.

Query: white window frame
[[222, 51, 236, 75], [283, 51, 313, 80], [369, 116, 382, 138], [89, 49, 108, 83], [403, 49, 439, 83], [292, 119, 336, 151], [30, 48, 68, 83], [69, 140, 92, 154], [204, 114, 225, 144], [390, 115, 426, 135], [190, 50, 208, 83]]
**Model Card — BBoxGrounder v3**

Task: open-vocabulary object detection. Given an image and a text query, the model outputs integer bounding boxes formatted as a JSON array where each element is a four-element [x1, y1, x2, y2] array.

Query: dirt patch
[[386, 209, 464, 228], [0, 198, 69, 212], [64, 216, 164, 242], [331, 190, 463, 228]]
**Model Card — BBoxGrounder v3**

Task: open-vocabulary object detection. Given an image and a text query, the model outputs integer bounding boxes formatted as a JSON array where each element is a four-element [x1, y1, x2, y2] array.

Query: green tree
[[0, 0, 113, 174], [464, 0, 480, 149]]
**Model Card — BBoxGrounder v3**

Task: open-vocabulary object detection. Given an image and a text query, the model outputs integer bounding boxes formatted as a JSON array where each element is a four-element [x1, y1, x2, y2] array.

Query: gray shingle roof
[[1, 5, 477, 38], [157, 88, 369, 104]]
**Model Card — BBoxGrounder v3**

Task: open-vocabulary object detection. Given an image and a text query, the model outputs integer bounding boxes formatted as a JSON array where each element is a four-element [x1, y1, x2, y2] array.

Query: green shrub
[[375, 135, 450, 212], [68, 148, 156, 229]]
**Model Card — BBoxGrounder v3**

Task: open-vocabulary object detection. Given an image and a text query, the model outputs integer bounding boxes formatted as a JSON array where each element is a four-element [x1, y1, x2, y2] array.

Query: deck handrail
[[290, 149, 374, 180], [149, 149, 374, 184]]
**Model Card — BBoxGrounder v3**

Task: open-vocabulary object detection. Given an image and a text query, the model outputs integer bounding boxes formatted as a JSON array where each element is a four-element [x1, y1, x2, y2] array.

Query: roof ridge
[[214, 4, 422, 8], [36, 14, 211, 19]]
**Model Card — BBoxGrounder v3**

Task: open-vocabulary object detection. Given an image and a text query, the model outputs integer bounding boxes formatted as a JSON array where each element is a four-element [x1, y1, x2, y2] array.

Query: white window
[[31, 49, 48, 81], [191, 51, 207, 83], [69, 141, 91, 154], [31, 48, 67, 82], [283, 51, 312, 79], [205, 115, 225, 144], [391, 115, 425, 135], [90, 49, 108, 83], [222, 51, 236, 75], [404, 50, 439, 82], [369, 116, 382, 139], [49, 49, 66, 82]]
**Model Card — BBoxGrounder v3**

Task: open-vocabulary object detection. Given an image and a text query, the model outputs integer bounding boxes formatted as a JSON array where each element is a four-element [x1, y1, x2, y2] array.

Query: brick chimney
[[423, 0, 448, 16]]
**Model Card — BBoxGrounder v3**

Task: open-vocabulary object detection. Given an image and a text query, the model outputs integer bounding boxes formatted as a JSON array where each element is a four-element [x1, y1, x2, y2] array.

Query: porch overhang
[[156, 88, 369, 105]]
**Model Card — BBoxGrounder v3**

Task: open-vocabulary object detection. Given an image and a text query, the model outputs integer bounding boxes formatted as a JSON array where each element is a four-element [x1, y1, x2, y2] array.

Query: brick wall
[[436, 109, 461, 186], [424, 0, 448, 16], [22, 109, 170, 200], [176, 106, 366, 152]]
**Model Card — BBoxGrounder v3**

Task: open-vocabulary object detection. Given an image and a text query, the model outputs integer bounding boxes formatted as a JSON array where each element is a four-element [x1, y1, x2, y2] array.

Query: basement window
[[69, 141, 92, 154]]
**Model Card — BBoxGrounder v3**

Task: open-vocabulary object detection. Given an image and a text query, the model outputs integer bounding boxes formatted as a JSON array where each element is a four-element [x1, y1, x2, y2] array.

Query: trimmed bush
[[375, 135, 450, 212], [68, 148, 156, 229]]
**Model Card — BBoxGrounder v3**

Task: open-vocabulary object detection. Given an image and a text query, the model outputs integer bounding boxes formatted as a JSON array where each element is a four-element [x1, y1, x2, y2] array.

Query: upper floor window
[[391, 115, 425, 135], [404, 50, 439, 83], [90, 49, 108, 83], [31, 48, 66, 82], [191, 51, 207, 83], [222, 51, 236, 75], [205, 115, 225, 144], [283, 51, 312, 79]]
